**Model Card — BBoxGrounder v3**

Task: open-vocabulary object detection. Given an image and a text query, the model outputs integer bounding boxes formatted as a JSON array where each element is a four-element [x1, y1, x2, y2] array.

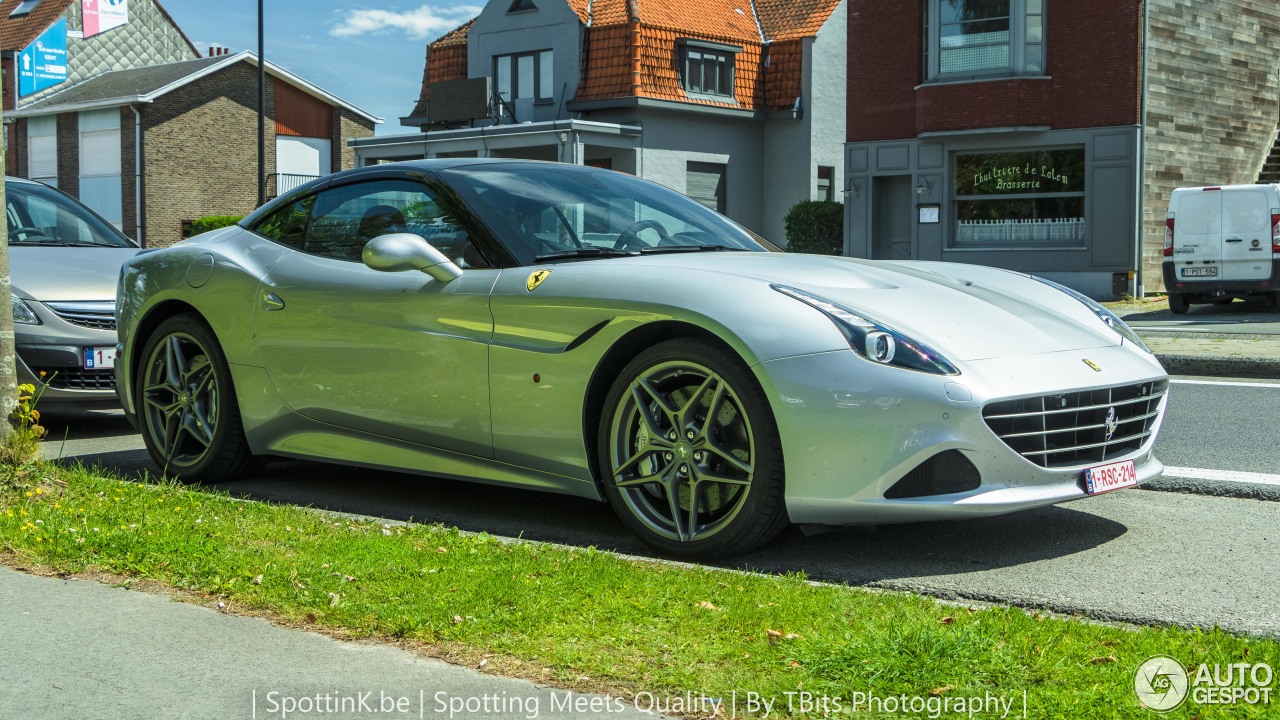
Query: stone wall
[[1143, 0, 1280, 291]]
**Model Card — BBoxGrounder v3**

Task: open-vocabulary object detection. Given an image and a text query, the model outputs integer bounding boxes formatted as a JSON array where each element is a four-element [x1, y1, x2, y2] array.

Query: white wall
[[276, 136, 333, 177]]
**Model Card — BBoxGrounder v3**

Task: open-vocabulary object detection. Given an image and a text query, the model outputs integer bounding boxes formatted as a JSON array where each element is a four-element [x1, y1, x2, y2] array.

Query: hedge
[[783, 200, 844, 255], [187, 215, 244, 237]]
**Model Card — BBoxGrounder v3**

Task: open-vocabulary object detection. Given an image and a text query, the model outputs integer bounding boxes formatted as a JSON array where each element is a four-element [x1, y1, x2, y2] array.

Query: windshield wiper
[[10, 239, 116, 248], [639, 244, 736, 255], [535, 247, 635, 263]]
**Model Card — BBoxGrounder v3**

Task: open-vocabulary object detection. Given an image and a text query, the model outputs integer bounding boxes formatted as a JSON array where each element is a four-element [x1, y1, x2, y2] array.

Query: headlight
[[1028, 276, 1151, 353], [773, 285, 959, 375], [12, 295, 41, 325]]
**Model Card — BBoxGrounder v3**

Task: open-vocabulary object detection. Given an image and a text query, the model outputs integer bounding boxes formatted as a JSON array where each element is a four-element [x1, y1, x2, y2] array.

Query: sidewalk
[[0, 567, 665, 720], [1140, 333, 1280, 379]]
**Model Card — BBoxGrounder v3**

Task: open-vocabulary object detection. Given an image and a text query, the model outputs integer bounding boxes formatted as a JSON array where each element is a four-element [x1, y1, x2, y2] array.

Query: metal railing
[[267, 173, 321, 198]]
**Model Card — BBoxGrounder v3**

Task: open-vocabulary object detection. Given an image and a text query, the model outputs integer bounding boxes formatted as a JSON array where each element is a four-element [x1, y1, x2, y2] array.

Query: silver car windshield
[[438, 163, 773, 265], [5, 180, 134, 248]]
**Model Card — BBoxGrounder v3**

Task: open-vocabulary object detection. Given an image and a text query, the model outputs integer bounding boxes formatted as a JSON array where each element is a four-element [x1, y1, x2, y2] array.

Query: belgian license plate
[[1085, 459, 1138, 495], [1181, 266, 1217, 277], [84, 346, 116, 370]]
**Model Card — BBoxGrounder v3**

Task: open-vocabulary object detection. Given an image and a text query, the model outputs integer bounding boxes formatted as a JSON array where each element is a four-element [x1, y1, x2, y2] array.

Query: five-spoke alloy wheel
[[137, 314, 255, 482], [600, 338, 786, 557]]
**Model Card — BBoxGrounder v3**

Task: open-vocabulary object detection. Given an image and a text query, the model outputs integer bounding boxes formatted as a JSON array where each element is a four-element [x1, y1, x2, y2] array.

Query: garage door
[[686, 162, 726, 213]]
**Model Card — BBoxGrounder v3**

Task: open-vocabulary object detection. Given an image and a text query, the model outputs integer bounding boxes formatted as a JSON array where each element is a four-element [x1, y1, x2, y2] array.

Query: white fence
[[956, 217, 1085, 245]]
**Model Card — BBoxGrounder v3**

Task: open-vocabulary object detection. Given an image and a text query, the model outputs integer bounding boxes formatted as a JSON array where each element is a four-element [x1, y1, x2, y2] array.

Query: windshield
[[437, 163, 773, 265], [5, 180, 135, 248]]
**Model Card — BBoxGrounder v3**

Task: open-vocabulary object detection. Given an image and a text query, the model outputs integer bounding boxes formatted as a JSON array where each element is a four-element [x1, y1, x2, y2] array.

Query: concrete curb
[[1154, 353, 1280, 380]]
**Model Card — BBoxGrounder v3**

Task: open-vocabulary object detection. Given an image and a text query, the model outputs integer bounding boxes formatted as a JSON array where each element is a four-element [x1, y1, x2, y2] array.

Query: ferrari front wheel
[[599, 338, 787, 557], [136, 314, 256, 482]]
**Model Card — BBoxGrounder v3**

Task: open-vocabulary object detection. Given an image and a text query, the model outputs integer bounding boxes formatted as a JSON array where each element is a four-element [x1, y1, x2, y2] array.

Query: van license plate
[[1181, 267, 1217, 277], [1085, 460, 1138, 495]]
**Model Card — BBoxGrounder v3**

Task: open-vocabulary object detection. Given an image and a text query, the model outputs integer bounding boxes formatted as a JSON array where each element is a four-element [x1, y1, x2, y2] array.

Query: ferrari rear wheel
[[137, 314, 256, 482], [600, 338, 787, 557]]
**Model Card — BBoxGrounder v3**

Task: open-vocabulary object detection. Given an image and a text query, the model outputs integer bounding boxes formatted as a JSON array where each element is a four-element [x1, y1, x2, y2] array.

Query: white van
[[1163, 184, 1280, 313]]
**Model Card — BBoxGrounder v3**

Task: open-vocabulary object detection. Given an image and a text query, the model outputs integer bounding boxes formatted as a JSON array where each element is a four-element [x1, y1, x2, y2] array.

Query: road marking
[[1171, 378, 1280, 389], [1162, 466, 1280, 488]]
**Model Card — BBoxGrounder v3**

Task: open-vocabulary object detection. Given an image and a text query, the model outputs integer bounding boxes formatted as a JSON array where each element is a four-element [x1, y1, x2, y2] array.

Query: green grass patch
[[2, 462, 1277, 718]]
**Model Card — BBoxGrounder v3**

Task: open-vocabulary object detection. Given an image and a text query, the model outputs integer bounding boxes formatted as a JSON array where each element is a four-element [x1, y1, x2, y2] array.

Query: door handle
[[1225, 237, 1244, 243], [261, 292, 286, 311]]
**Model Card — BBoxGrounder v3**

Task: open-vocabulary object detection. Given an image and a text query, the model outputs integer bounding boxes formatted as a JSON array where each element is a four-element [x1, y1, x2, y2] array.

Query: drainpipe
[[130, 104, 144, 246], [1135, 0, 1150, 298]]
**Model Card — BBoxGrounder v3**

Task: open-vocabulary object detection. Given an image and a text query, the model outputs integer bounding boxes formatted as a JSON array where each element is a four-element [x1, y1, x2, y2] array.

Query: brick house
[[843, 0, 1280, 298], [3, 0, 379, 246], [351, 0, 847, 245]]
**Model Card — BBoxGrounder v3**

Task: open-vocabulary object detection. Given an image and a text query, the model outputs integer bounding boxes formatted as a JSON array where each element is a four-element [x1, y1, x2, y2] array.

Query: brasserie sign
[[956, 149, 1086, 196], [972, 164, 1071, 191]]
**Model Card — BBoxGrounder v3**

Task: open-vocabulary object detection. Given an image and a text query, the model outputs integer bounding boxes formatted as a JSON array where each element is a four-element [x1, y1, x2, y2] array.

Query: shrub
[[186, 215, 244, 238], [784, 200, 845, 255]]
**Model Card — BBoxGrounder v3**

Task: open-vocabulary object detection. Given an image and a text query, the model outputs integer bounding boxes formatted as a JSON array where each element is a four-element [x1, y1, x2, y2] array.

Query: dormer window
[[507, 0, 537, 12], [495, 50, 554, 103], [679, 40, 739, 100]]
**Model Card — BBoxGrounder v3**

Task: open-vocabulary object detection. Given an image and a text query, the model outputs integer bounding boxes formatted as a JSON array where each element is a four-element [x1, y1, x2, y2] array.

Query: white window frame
[[922, 0, 1045, 83]]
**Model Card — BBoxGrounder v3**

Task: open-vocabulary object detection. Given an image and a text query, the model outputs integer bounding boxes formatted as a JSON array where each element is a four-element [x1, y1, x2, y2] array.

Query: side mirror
[[362, 233, 462, 283]]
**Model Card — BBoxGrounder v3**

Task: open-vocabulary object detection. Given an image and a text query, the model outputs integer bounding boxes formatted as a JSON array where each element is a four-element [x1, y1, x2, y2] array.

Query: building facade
[[352, 0, 847, 245], [843, 0, 1280, 298], [8, 52, 379, 246]]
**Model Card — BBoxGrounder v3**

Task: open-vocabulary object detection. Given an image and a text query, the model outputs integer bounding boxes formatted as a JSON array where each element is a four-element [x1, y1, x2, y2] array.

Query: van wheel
[[1168, 293, 1189, 314]]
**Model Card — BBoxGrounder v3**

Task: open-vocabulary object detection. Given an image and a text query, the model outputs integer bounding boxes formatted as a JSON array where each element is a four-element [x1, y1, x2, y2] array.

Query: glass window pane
[[956, 150, 1085, 195], [1026, 15, 1043, 43], [496, 57, 512, 99], [1025, 44, 1043, 73], [955, 197, 1085, 247], [517, 54, 535, 99], [1027, 0, 1043, 13], [940, 42, 1009, 73], [539, 50, 553, 99], [939, 0, 1009, 24]]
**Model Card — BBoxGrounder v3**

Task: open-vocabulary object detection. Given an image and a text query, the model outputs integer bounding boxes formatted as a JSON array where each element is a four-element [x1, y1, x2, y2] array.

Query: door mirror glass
[[363, 233, 463, 282]]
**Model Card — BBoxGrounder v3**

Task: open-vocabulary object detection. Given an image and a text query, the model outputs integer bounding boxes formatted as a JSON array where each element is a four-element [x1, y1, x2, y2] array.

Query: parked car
[[6, 176, 140, 405], [115, 160, 1168, 557], [1163, 184, 1280, 313]]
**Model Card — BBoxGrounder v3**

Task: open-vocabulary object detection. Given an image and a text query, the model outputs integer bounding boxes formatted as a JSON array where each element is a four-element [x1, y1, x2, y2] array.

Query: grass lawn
[[2, 460, 1277, 718]]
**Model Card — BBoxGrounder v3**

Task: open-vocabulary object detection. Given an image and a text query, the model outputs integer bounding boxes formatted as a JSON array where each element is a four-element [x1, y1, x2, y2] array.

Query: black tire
[[1168, 292, 1189, 314], [136, 314, 257, 482], [598, 337, 788, 558]]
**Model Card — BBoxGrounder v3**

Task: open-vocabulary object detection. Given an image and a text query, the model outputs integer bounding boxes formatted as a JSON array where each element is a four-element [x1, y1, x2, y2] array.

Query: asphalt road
[[34, 374, 1280, 638], [1120, 298, 1280, 335]]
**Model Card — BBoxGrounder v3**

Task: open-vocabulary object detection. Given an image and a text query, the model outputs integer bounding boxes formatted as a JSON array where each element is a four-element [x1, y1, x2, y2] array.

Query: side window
[[304, 179, 490, 267], [252, 195, 314, 249]]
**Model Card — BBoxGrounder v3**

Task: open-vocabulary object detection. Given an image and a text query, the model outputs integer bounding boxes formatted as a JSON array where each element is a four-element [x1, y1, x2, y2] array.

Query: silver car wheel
[[141, 332, 220, 470], [607, 359, 756, 543]]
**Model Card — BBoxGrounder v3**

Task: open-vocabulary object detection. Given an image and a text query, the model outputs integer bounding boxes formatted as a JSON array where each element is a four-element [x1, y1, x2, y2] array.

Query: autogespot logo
[[1135, 656, 1189, 711]]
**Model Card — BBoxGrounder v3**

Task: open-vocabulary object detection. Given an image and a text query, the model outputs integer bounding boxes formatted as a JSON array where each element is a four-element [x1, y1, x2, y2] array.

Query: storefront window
[[953, 148, 1085, 248]]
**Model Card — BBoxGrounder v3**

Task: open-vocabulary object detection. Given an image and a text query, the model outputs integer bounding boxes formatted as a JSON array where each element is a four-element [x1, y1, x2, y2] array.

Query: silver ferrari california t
[[7, 176, 140, 406], [115, 160, 1168, 557]]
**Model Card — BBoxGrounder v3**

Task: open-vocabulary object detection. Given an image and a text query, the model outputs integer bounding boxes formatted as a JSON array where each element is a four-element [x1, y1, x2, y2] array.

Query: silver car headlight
[[1028, 276, 1151, 353], [12, 295, 41, 325], [773, 285, 959, 375]]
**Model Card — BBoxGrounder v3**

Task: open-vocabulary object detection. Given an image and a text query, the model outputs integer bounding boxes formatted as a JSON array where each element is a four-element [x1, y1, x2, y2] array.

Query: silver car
[[7, 177, 140, 406], [115, 160, 1168, 557]]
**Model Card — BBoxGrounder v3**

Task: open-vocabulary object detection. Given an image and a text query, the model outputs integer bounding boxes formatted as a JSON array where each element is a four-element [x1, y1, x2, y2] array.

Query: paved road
[[34, 375, 1280, 638], [1120, 300, 1280, 335], [0, 567, 663, 720]]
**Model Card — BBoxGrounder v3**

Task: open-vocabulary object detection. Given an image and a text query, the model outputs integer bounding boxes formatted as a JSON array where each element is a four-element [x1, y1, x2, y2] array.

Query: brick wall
[[7, 119, 24, 178], [56, 113, 79, 197], [142, 62, 276, 247], [120, 106, 138, 242], [1141, 0, 1280, 290], [848, 1, 1141, 140], [332, 107, 375, 172]]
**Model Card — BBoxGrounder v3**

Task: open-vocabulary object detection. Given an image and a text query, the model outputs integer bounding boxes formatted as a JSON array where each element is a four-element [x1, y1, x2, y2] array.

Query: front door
[[253, 177, 498, 457], [873, 176, 914, 260]]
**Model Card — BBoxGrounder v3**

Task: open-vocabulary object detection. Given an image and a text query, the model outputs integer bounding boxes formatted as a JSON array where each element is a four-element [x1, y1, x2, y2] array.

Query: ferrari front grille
[[982, 379, 1167, 468], [34, 367, 116, 391]]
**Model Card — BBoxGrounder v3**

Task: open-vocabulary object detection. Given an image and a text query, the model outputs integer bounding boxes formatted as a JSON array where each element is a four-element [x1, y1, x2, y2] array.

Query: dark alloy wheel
[[599, 337, 787, 557], [137, 314, 256, 482]]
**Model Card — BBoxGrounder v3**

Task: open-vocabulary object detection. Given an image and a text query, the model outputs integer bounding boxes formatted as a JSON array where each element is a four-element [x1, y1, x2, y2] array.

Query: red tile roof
[[0, 0, 75, 50], [410, 0, 840, 120]]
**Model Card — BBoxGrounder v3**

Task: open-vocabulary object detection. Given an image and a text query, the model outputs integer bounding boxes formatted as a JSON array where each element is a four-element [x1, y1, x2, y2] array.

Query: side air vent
[[883, 450, 981, 499]]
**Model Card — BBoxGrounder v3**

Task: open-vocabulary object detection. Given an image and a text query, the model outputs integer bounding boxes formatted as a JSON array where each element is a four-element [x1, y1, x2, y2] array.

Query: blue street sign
[[19, 19, 69, 97]]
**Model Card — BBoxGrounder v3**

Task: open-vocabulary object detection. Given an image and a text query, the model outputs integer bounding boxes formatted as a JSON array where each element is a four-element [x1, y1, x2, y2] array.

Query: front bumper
[[1162, 258, 1280, 296], [15, 303, 119, 406], [758, 342, 1168, 525]]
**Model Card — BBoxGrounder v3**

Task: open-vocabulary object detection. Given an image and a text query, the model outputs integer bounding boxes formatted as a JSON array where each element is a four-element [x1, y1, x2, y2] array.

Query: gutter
[[1136, 0, 1150, 297], [130, 104, 144, 246]]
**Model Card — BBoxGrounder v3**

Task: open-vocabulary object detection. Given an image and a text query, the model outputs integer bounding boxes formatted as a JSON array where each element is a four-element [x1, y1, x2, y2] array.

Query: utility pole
[[258, 0, 266, 206]]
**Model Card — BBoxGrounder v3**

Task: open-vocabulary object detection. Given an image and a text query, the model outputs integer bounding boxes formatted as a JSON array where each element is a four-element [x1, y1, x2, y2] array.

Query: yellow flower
[[34, 488, 43, 495]]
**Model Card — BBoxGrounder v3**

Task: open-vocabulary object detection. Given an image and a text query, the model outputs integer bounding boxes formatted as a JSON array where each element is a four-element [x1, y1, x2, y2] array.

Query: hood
[[9, 247, 142, 302], [625, 253, 1120, 361]]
